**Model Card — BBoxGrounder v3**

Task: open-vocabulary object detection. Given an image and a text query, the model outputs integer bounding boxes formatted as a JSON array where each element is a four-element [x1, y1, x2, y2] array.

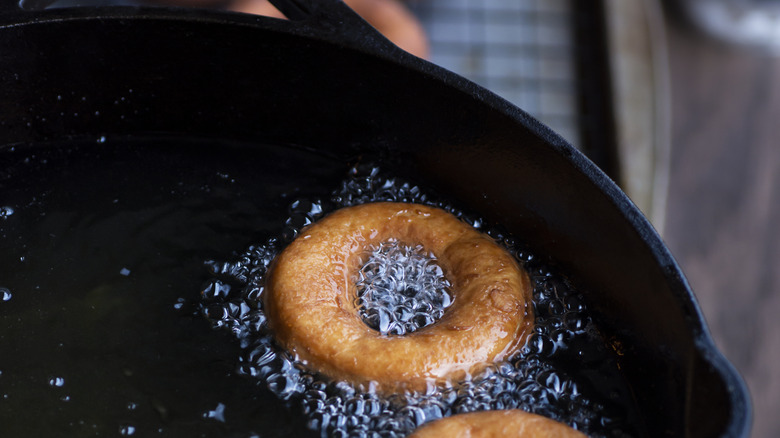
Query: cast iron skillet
[[0, 0, 750, 436]]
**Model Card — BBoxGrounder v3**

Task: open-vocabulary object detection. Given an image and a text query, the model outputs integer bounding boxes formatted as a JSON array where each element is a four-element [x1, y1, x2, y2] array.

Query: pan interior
[[0, 137, 644, 437]]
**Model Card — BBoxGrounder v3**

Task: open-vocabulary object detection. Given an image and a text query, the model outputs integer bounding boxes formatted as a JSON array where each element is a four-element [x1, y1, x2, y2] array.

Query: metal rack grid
[[408, 0, 581, 149]]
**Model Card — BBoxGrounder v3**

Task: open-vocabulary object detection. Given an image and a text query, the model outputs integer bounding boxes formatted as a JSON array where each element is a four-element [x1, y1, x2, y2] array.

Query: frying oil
[[1, 139, 640, 437], [200, 165, 638, 438]]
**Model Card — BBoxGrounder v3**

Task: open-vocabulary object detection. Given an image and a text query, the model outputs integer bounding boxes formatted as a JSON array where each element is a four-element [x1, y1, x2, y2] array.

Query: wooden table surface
[[661, 13, 780, 438]]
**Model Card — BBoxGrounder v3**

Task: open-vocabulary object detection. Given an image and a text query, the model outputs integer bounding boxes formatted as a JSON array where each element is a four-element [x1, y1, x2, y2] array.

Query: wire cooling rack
[[408, 0, 582, 149]]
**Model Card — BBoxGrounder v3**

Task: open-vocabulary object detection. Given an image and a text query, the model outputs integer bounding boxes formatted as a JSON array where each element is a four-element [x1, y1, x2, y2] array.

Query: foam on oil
[[355, 241, 452, 335]]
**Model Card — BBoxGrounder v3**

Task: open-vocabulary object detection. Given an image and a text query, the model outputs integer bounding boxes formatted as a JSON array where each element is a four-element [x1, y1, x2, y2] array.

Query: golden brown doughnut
[[407, 410, 587, 438], [265, 202, 533, 392]]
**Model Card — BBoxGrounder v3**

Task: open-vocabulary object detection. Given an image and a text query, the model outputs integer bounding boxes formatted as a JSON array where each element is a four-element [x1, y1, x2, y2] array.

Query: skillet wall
[[0, 11, 747, 437]]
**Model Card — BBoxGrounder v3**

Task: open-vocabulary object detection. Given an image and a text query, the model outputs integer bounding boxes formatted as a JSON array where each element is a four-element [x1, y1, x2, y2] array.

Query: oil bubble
[[173, 297, 187, 311], [204, 402, 226, 422], [0, 206, 14, 219], [1, 288, 11, 302], [267, 373, 300, 400]]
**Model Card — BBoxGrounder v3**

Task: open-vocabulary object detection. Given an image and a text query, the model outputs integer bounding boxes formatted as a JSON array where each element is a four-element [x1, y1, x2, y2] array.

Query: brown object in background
[[663, 8, 780, 438]]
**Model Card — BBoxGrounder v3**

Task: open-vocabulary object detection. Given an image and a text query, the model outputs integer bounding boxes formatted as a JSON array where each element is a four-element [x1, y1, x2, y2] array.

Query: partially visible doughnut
[[408, 410, 587, 438], [265, 202, 534, 392]]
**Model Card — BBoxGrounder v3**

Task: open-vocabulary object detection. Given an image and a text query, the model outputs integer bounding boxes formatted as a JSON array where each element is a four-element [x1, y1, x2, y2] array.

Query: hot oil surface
[[202, 165, 643, 437], [0, 142, 641, 437], [0, 138, 339, 437]]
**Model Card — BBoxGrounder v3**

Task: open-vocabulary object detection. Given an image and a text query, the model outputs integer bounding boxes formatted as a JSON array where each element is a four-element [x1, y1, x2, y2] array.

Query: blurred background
[[30, 0, 780, 436]]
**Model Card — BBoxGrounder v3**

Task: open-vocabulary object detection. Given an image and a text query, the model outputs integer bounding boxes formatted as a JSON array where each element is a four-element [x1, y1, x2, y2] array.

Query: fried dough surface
[[408, 410, 587, 438], [265, 202, 533, 392]]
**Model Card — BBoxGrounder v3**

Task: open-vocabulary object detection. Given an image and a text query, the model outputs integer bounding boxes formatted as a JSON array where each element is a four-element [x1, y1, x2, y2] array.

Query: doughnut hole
[[354, 240, 452, 335]]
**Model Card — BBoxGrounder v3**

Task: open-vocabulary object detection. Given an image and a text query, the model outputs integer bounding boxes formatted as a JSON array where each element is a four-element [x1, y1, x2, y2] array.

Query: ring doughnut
[[407, 410, 586, 437], [265, 202, 534, 392]]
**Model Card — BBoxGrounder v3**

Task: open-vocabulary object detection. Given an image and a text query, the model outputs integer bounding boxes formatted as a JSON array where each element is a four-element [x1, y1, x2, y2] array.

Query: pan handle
[[265, 0, 405, 59], [266, 0, 314, 21]]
